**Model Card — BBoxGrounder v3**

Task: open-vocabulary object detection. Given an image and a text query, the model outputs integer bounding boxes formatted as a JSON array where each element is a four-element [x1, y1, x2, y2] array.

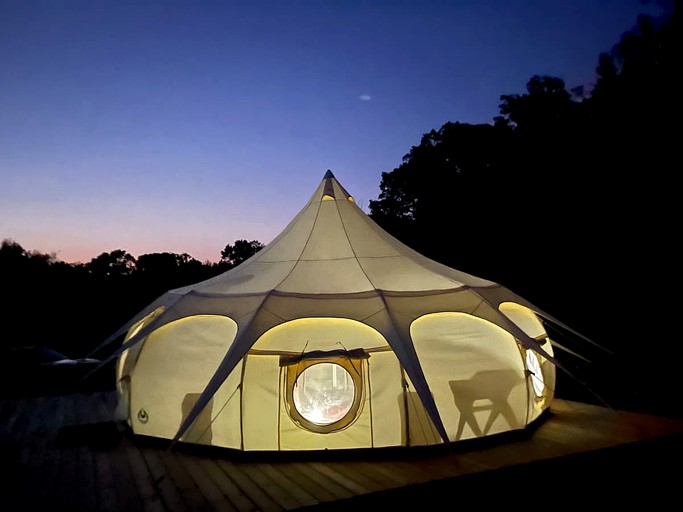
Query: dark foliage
[[0, 239, 257, 359], [220, 239, 265, 266], [369, 3, 681, 416]]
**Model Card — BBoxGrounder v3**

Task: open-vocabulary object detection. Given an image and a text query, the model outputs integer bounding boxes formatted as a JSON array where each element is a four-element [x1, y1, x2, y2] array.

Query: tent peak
[[323, 169, 335, 179]]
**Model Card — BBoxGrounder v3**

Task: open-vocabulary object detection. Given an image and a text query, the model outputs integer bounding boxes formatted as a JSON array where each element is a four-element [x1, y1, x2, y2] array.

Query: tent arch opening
[[242, 316, 388, 449], [121, 314, 239, 444], [410, 311, 530, 441]]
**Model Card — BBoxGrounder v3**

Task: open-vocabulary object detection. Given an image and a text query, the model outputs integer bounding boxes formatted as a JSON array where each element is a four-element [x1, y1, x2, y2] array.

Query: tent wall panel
[[368, 351, 405, 448], [242, 354, 280, 451], [127, 315, 238, 443], [402, 372, 441, 446], [208, 359, 243, 449], [411, 312, 527, 442]]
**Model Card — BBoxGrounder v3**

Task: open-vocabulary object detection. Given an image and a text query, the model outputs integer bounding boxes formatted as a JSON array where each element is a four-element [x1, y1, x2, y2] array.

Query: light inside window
[[293, 363, 355, 425], [127, 322, 145, 341], [526, 350, 545, 397]]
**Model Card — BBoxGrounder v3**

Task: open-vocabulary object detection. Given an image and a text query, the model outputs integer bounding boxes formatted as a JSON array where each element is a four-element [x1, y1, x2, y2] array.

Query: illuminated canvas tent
[[108, 171, 578, 451]]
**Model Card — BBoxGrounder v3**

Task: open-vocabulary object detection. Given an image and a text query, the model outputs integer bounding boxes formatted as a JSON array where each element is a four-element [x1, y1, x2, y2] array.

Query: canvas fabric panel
[[276, 258, 375, 293], [367, 350, 404, 447], [242, 354, 280, 450], [402, 372, 441, 446], [358, 255, 470, 291], [207, 359, 243, 449], [335, 198, 402, 258], [499, 302, 548, 340], [251, 317, 390, 353], [299, 199, 356, 260], [128, 315, 238, 442], [191, 260, 299, 295], [255, 202, 320, 263], [411, 312, 528, 441]]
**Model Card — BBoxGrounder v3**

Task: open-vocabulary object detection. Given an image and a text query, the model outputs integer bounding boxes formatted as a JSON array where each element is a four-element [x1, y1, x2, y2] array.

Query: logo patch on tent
[[137, 408, 149, 423]]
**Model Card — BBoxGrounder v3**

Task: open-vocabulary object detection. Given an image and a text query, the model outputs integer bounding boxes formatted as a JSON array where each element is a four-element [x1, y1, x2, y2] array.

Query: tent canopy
[[108, 171, 576, 451]]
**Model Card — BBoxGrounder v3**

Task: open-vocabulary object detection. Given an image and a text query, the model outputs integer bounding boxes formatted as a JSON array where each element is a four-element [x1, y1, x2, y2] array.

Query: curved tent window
[[124, 306, 166, 344], [118, 306, 166, 382], [525, 349, 546, 398], [283, 350, 365, 434], [498, 302, 547, 341]]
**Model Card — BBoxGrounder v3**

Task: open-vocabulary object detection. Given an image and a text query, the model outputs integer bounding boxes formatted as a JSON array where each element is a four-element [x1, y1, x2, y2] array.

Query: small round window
[[293, 363, 355, 426], [526, 350, 546, 398]]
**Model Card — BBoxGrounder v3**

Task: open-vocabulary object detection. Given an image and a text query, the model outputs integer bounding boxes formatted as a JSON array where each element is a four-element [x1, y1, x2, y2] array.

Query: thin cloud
[[359, 94, 372, 101]]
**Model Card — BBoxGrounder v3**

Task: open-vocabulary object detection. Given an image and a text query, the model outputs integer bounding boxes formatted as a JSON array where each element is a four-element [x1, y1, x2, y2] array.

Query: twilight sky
[[0, 0, 661, 263]]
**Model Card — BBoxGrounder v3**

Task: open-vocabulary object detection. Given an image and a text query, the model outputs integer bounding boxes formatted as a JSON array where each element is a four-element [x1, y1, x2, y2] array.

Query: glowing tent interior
[[106, 171, 582, 451]]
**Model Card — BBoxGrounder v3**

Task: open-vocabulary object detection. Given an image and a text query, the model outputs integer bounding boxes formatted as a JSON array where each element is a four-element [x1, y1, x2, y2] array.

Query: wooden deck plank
[[324, 460, 392, 493], [3, 392, 683, 511], [56, 394, 85, 511], [90, 389, 129, 511], [108, 438, 148, 511], [276, 462, 345, 503], [94, 443, 126, 512], [182, 455, 239, 512], [125, 444, 166, 512], [237, 462, 304, 510], [255, 463, 320, 508], [139, 447, 190, 512], [217, 460, 284, 512], [369, 459, 443, 485], [33, 395, 69, 508], [356, 461, 413, 486], [284, 462, 355, 501], [346, 460, 406, 489], [77, 439, 100, 512], [307, 462, 375, 495], [74, 393, 103, 512], [158, 449, 214, 512], [198, 458, 260, 512], [14, 396, 45, 509]]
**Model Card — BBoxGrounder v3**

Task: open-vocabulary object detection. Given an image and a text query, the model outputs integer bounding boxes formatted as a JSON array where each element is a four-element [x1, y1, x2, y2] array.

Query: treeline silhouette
[[0, 239, 263, 358], [369, 5, 680, 415]]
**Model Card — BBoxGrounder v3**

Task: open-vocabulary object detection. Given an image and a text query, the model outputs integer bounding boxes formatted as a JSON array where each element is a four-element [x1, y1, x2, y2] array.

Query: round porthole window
[[525, 350, 545, 398], [293, 363, 355, 426], [283, 353, 365, 434]]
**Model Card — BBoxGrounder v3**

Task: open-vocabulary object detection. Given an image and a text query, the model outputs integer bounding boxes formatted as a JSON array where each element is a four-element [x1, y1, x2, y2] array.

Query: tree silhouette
[[367, 3, 681, 417], [370, 3, 679, 340], [86, 250, 136, 278], [369, 121, 514, 278], [220, 239, 264, 267]]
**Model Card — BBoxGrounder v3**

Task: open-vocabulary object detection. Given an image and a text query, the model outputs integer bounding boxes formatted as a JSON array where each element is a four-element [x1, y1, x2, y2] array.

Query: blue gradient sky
[[0, 0, 660, 263]]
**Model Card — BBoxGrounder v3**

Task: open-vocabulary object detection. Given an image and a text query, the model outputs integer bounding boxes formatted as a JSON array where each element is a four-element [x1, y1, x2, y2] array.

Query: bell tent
[[109, 171, 578, 452]]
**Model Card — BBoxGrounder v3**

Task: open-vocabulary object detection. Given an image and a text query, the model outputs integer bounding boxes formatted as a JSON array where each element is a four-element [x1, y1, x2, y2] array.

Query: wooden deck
[[2, 391, 682, 510]]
